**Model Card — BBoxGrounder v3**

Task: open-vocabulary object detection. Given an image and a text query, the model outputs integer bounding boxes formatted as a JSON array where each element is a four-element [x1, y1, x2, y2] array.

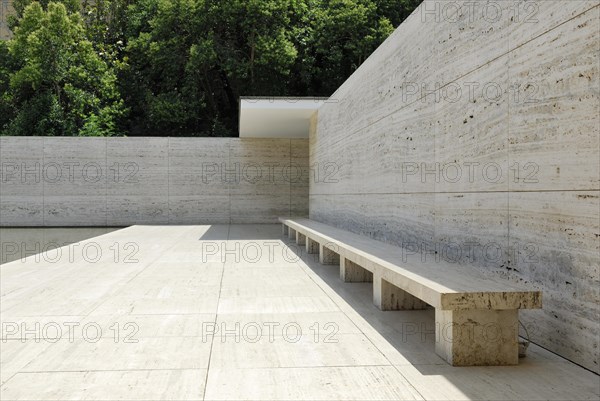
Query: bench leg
[[306, 237, 319, 254], [282, 224, 289, 237], [296, 231, 306, 246], [373, 274, 429, 310], [319, 244, 340, 265], [340, 258, 373, 282], [288, 227, 296, 239], [435, 308, 519, 366]]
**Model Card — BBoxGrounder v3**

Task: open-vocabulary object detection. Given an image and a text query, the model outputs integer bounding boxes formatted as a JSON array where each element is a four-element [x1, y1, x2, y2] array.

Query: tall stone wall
[[310, 1, 599, 372], [0, 137, 309, 226]]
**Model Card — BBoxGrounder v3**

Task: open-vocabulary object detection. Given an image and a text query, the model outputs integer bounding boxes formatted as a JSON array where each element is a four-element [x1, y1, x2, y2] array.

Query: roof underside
[[238, 97, 327, 138]]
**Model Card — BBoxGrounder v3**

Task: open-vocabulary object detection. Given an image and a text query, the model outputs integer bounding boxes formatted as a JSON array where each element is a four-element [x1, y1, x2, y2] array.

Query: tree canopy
[[0, 0, 422, 136]]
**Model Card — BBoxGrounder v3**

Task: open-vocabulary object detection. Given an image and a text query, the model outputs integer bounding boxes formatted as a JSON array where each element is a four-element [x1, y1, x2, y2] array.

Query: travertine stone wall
[[310, 0, 599, 372], [0, 137, 309, 225]]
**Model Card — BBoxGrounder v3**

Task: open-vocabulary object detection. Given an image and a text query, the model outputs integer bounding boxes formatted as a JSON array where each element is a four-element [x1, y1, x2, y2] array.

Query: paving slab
[[1, 224, 598, 400], [1, 370, 206, 400]]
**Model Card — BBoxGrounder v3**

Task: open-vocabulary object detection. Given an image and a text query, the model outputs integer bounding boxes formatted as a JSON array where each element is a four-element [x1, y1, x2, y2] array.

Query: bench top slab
[[280, 218, 542, 310]]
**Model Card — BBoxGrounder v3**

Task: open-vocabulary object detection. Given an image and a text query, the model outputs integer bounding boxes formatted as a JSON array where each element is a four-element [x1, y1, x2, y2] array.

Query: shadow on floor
[[0, 227, 125, 265], [198, 224, 283, 241], [285, 235, 446, 368], [281, 234, 582, 373], [195, 224, 599, 400]]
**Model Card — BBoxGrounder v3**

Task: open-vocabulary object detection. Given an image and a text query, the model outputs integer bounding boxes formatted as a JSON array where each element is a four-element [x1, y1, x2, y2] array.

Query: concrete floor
[[0, 224, 598, 400]]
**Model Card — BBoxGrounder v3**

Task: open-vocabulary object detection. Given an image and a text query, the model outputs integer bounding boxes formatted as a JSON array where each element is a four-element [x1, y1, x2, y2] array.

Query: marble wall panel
[[508, 9, 600, 191], [0, 138, 309, 226], [309, 1, 599, 371]]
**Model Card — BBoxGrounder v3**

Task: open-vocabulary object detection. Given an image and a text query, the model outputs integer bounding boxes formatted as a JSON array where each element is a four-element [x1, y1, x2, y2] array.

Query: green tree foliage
[[2, 2, 126, 135], [122, 0, 301, 136], [293, 0, 395, 95], [374, 0, 422, 27], [1, 0, 421, 136], [9, 0, 79, 25], [0, 42, 16, 130]]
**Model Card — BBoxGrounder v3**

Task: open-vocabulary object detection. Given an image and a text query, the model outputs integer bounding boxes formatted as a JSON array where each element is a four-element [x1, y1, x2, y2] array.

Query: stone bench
[[279, 217, 542, 366]]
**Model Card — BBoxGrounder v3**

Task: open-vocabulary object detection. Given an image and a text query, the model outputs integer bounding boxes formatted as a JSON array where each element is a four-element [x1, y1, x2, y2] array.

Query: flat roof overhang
[[238, 97, 328, 138]]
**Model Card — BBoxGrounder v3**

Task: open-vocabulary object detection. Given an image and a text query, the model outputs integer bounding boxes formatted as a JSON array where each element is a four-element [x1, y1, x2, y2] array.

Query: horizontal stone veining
[[310, 1, 600, 373], [0, 137, 309, 226]]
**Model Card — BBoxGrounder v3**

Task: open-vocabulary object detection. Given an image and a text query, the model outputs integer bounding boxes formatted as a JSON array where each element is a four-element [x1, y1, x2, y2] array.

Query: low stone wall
[[310, 1, 599, 372], [0, 137, 308, 226]]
